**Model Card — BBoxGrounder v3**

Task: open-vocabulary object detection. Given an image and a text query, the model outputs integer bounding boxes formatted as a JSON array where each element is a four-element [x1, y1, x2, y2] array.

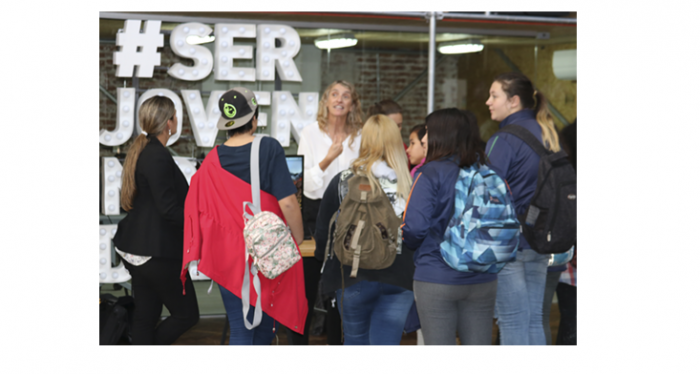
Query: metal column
[[426, 12, 444, 115], [427, 12, 436, 114]]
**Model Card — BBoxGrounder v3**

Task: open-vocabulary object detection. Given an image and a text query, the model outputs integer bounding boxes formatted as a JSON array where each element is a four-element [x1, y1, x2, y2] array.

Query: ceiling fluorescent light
[[314, 33, 358, 50], [186, 35, 215, 45], [438, 40, 484, 54]]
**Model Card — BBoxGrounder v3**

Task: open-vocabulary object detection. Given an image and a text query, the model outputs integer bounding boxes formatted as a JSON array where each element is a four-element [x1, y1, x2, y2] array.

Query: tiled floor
[[169, 306, 561, 345], [103, 280, 564, 345]]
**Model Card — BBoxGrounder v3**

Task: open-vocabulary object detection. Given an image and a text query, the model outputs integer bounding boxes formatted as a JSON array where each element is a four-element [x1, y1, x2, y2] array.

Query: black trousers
[[285, 196, 342, 345], [124, 257, 199, 345], [555, 282, 577, 345]]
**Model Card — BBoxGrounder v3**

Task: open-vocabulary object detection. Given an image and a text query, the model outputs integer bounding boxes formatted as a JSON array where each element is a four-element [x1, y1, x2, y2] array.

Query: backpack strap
[[241, 134, 266, 330], [348, 190, 368, 278], [241, 258, 263, 329], [243, 134, 266, 221], [499, 125, 549, 157], [320, 210, 340, 274]]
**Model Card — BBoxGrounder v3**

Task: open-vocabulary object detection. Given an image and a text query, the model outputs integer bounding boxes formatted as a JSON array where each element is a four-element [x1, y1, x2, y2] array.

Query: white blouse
[[297, 122, 362, 200]]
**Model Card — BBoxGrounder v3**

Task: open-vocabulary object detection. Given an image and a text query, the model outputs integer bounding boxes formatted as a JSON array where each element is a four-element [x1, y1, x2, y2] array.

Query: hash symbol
[[113, 20, 164, 78]]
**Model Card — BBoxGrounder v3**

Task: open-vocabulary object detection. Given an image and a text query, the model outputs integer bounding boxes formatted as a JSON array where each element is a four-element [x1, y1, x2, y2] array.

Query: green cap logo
[[251, 97, 257, 106], [223, 103, 236, 118]]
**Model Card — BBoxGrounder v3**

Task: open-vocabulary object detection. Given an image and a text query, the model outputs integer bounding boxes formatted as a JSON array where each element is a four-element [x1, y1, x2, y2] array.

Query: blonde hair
[[120, 96, 175, 211], [533, 91, 561, 152], [317, 80, 364, 147], [351, 115, 412, 200]]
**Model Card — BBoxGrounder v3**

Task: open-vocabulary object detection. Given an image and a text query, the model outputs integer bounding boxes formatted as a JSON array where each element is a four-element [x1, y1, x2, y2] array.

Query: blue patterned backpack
[[440, 163, 520, 273]]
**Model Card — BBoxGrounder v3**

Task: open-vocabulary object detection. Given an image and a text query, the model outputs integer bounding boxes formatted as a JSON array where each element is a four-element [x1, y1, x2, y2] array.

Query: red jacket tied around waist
[[180, 146, 308, 334]]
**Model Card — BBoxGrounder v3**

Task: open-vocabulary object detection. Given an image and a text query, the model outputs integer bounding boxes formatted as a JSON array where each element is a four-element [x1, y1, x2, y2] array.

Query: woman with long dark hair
[[402, 108, 496, 345], [484, 72, 561, 345], [113, 96, 199, 345]]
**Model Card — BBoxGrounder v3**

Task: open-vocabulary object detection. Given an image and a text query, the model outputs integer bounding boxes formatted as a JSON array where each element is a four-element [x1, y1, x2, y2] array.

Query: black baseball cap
[[216, 87, 259, 130]]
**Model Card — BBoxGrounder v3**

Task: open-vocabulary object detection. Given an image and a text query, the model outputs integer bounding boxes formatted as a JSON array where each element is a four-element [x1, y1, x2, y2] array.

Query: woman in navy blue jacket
[[402, 108, 496, 345], [484, 72, 561, 345]]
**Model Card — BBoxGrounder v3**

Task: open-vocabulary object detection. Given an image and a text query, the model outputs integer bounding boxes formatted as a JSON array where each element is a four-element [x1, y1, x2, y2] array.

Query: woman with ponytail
[[484, 72, 560, 345], [113, 96, 199, 345]]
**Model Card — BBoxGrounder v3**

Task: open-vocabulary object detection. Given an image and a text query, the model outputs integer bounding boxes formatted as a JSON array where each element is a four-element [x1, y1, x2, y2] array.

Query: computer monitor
[[285, 155, 304, 235]]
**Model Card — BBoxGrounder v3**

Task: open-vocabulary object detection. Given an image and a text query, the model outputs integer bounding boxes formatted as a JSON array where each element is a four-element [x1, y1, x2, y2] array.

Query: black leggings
[[124, 257, 199, 345], [286, 196, 342, 345], [555, 282, 577, 345]]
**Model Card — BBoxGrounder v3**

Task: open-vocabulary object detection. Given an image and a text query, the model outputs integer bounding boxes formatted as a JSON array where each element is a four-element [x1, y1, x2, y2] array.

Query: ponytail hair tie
[[141, 130, 148, 136], [532, 90, 539, 108]]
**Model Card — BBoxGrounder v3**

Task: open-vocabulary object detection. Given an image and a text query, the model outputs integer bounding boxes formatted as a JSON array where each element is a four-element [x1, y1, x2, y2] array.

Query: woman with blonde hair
[[113, 95, 199, 345], [293, 80, 364, 345], [484, 72, 560, 345], [314, 114, 414, 345]]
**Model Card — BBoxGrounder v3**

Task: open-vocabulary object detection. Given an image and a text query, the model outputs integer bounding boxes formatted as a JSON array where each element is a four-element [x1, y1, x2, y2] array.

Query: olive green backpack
[[323, 174, 402, 278]]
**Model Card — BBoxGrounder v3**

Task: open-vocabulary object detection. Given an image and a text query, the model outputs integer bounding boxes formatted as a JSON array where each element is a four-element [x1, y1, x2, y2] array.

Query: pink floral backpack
[[240, 135, 301, 329]]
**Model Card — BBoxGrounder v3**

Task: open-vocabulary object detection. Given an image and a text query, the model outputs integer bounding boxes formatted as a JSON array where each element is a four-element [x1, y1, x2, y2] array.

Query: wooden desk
[[299, 238, 316, 257]]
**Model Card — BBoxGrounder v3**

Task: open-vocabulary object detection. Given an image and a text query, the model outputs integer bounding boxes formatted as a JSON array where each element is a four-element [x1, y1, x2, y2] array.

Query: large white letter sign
[[100, 88, 135, 146], [114, 20, 164, 78], [256, 25, 302, 82], [271, 92, 319, 146], [99, 225, 131, 284], [253, 91, 271, 127], [215, 24, 256, 81], [173, 157, 198, 184], [168, 23, 214, 81], [181, 89, 228, 147], [102, 157, 123, 215], [136, 89, 183, 146]]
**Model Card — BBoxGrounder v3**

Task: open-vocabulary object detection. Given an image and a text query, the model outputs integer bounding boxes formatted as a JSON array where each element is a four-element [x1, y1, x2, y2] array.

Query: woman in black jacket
[[113, 96, 199, 345]]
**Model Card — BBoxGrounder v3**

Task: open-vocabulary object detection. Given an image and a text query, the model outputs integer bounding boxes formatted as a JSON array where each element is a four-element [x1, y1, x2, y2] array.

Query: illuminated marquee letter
[[168, 23, 214, 81], [256, 25, 302, 82], [136, 89, 183, 146], [100, 88, 135, 146], [114, 20, 164, 78], [102, 157, 123, 215], [173, 157, 198, 184], [99, 225, 131, 284], [215, 24, 256, 81], [271, 92, 319, 146], [181, 89, 226, 147], [253, 91, 271, 127]]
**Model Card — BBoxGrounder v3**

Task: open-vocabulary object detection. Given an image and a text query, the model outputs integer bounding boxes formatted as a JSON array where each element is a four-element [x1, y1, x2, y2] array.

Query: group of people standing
[[111, 72, 576, 345]]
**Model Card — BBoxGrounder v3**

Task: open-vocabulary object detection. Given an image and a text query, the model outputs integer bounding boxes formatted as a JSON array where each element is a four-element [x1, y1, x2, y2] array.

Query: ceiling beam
[[99, 12, 556, 39]]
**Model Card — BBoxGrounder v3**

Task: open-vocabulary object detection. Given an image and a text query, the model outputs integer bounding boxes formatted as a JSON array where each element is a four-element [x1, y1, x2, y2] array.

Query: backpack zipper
[[255, 227, 292, 260]]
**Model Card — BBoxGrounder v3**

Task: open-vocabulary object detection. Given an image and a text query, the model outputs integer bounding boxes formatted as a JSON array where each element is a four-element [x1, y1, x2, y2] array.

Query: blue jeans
[[335, 281, 414, 345], [219, 285, 276, 345], [495, 249, 549, 345]]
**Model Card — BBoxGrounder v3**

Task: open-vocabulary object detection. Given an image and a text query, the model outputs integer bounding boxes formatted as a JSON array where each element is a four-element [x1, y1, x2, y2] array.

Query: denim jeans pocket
[[338, 281, 363, 300]]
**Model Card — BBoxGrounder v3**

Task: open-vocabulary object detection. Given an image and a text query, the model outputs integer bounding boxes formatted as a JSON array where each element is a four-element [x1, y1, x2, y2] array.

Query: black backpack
[[498, 125, 576, 254], [99, 293, 134, 345]]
